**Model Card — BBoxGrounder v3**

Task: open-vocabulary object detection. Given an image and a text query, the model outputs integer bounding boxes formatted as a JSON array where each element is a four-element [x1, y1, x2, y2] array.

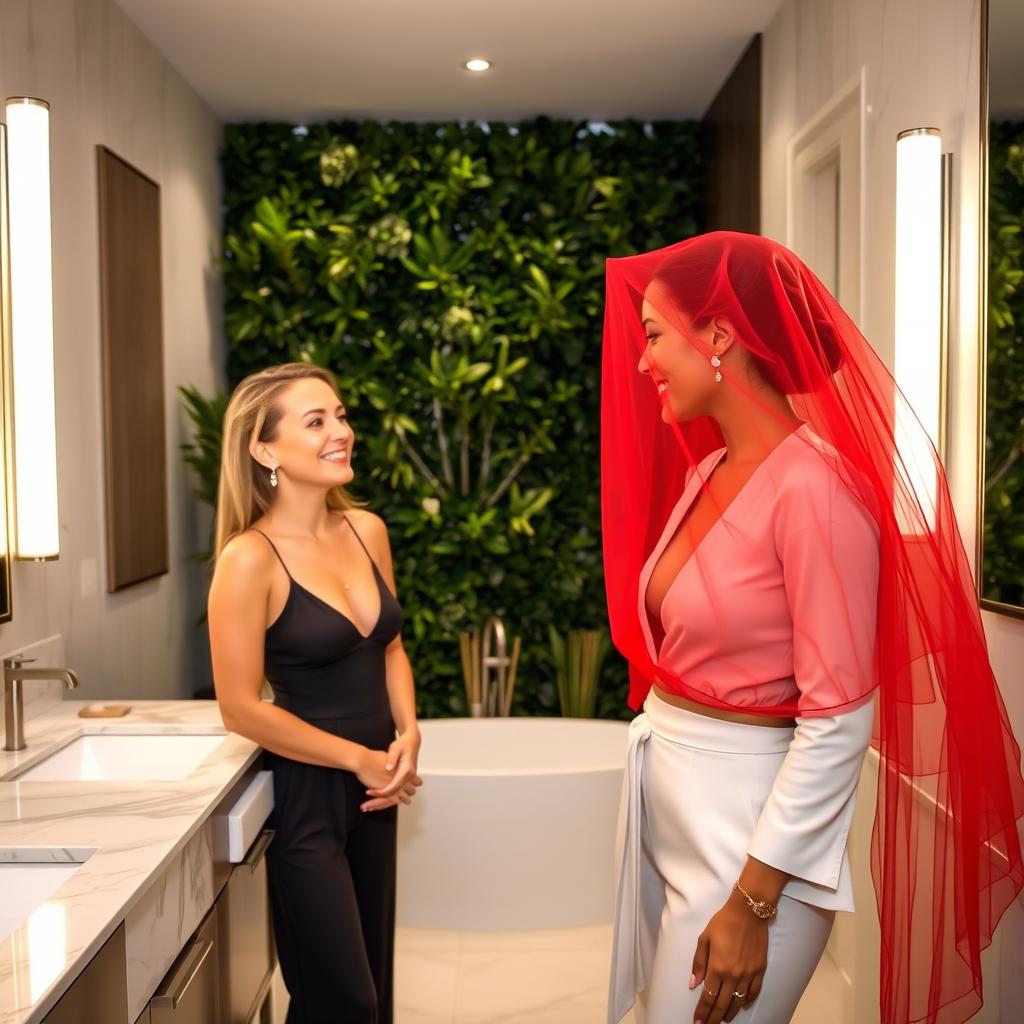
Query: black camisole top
[[251, 517, 404, 722]]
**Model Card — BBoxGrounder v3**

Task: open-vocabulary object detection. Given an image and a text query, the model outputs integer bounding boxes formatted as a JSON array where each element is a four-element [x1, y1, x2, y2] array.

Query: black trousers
[[266, 710, 397, 1024]]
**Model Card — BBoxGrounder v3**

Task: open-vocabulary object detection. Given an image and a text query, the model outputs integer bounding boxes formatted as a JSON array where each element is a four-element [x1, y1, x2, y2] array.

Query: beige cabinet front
[[218, 828, 276, 1023], [150, 908, 219, 1024], [42, 923, 128, 1024]]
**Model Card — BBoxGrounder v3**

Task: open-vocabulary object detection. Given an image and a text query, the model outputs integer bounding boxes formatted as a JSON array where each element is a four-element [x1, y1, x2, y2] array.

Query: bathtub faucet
[[480, 616, 510, 717]]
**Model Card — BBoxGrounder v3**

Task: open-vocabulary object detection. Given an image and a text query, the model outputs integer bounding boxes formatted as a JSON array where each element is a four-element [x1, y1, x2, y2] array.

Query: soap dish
[[77, 704, 132, 719]]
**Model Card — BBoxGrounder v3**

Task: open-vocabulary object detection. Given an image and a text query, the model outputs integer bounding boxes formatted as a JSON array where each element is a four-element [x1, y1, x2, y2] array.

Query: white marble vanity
[[0, 699, 266, 1024]]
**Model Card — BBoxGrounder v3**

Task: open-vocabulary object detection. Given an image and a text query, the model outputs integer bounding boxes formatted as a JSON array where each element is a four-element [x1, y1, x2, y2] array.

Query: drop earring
[[711, 353, 722, 383], [270, 467, 278, 488]]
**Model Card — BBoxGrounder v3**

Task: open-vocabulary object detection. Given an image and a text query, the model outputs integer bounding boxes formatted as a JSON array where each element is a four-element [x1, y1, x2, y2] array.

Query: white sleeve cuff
[[746, 699, 874, 890]]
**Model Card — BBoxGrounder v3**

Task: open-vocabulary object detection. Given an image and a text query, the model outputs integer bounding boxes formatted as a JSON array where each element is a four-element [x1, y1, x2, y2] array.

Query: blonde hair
[[214, 363, 361, 558]]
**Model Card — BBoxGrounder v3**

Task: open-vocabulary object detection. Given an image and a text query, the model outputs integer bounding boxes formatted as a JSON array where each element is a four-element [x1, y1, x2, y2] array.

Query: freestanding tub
[[396, 717, 630, 930]]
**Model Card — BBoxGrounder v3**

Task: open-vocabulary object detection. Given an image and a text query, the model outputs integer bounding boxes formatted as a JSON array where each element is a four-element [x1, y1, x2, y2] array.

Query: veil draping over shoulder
[[600, 231, 1024, 1024]]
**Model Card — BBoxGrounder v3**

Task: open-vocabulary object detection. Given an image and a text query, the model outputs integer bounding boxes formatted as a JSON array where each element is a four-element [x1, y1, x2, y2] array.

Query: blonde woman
[[208, 363, 421, 1024]]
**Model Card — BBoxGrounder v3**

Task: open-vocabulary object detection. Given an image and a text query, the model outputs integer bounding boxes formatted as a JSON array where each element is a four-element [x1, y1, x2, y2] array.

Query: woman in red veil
[[601, 231, 1024, 1024]]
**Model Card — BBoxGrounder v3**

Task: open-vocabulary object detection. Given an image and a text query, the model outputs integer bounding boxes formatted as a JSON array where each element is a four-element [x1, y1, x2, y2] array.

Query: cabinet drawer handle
[[243, 828, 275, 872], [151, 938, 213, 1009]]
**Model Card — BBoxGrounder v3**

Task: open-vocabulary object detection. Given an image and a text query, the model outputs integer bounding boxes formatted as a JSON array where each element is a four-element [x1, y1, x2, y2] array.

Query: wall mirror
[[980, 0, 1024, 617]]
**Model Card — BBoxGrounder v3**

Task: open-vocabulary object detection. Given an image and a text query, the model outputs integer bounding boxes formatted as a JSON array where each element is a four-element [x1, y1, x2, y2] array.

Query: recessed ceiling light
[[464, 59, 491, 73]]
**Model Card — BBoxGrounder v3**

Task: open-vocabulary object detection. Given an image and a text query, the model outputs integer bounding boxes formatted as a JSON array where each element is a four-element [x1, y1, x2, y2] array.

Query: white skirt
[[608, 690, 848, 1024]]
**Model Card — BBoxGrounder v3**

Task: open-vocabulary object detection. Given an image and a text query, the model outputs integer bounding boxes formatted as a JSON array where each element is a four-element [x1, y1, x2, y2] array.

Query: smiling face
[[255, 376, 355, 490], [638, 290, 725, 423]]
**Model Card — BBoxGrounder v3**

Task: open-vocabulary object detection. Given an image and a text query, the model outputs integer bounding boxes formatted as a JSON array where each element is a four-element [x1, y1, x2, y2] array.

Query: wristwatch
[[734, 881, 778, 921]]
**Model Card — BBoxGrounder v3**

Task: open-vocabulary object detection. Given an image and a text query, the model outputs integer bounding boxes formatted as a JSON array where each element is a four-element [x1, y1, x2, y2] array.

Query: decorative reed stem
[[549, 626, 610, 717], [459, 628, 483, 715], [502, 636, 522, 716]]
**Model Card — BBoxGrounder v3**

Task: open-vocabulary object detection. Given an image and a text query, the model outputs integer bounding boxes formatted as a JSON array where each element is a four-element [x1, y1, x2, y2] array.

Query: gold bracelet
[[734, 881, 778, 921]]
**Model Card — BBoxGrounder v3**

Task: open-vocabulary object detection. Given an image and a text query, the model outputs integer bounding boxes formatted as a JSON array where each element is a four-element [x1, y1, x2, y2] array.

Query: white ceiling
[[113, 0, 783, 123]]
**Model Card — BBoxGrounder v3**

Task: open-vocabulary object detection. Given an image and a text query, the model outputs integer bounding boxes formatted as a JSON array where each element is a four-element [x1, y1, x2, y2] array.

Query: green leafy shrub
[[180, 386, 229, 562], [984, 122, 1024, 607], [186, 117, 702, 718]]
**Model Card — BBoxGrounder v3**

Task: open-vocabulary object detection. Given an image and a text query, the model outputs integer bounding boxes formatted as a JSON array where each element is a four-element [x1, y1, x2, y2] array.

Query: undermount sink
[[13, 733, 227, 783], [0, 848, 93, 944]]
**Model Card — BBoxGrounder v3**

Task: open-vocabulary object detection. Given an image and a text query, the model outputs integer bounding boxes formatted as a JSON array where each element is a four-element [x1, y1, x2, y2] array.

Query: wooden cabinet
[[47, 766, 275, 1024], [150, 907, 219, 1024], [217, 829, 275, 1023], [42, 923, 128, 1023], [143, 826, 276, 1024]]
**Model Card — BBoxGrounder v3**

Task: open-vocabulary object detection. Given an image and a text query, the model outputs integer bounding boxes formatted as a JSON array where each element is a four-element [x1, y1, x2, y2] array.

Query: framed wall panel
[[97, 146, 168, 591]]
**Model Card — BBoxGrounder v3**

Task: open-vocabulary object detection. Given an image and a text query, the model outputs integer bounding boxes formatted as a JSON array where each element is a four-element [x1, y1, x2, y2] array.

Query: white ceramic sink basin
[[0, 849, 92, 944], [14, 733, 227, 782]]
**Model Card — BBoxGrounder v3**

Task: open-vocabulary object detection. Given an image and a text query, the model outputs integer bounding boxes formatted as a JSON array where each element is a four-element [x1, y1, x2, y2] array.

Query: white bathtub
[[396, 717, 630, 930]]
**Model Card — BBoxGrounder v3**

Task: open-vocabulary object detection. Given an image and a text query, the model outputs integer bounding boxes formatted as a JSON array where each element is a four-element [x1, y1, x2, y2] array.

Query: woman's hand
[[361, 773, 423, 813], [353, 748, 395, 791], [366, 727, 421, 798], [690, 892, 769, 1024]]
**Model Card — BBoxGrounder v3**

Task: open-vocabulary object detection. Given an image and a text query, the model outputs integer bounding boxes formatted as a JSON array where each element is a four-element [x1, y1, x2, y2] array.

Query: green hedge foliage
[[985, 122, 1024, 608], [201, 117, 702, 718]]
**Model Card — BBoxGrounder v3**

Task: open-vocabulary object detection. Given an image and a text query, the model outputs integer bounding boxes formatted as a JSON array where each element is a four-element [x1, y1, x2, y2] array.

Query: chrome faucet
[[480, 616, 510, 717], [3, 655, 80, 752]]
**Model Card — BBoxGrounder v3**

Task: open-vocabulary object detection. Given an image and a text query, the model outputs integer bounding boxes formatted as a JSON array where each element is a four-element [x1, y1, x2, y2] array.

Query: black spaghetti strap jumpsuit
[[251, 518, 403, 1024]]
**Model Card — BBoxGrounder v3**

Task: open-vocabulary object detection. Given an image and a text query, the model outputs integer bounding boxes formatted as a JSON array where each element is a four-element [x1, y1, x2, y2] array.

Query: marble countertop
[[0, 700, 260, 1024]]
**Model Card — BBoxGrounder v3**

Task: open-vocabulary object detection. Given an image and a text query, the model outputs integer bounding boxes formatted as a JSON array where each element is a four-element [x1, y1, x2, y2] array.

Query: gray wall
[[762, 0, 1021, 1020], [0, 0, 224, 699]]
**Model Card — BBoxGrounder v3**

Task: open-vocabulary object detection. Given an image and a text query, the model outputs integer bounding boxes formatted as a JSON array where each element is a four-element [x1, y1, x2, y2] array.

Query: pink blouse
[[638, 425, 880, 716]]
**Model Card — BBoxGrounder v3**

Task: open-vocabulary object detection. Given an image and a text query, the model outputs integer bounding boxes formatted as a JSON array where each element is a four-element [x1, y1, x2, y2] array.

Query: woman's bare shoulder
[[215, 529, 277, 584], [345, 507, 389, 539]]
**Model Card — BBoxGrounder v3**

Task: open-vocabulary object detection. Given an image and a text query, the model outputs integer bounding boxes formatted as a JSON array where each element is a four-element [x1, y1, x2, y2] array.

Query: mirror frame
[[977, 0, 1024, 621]]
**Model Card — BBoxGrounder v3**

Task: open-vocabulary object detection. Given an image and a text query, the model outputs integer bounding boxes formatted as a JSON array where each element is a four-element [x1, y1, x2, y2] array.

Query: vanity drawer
[[150, 908, 219, 1024], [212, 763, 273, 893], [217, 828, 276, 1023], [226, 769, 274, 863]]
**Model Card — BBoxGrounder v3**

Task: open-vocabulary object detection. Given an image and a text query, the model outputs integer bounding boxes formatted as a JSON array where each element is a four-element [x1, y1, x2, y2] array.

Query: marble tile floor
[[270, 924, 847, 1023]]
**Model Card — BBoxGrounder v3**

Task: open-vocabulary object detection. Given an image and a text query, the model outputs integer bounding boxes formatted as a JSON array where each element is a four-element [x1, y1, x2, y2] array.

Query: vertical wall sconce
[[5, 97, 59, 560], [894, 127, 951, 531], [0, 123, 14, 597]]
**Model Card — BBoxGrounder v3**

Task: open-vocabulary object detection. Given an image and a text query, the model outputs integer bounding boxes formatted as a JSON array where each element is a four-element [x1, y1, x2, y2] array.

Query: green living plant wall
[[985, 122, 1024, 608], [193, 117, 702, 718]]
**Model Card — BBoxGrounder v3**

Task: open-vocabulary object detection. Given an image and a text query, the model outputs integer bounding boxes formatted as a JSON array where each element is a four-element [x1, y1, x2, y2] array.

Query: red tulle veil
[[600, 231, 1024, 1024]]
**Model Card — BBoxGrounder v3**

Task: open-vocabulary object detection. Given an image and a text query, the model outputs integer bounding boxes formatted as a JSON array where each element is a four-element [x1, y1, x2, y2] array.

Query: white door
[[786, 70, 879, 1024], [788, 71, 864, 320]]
